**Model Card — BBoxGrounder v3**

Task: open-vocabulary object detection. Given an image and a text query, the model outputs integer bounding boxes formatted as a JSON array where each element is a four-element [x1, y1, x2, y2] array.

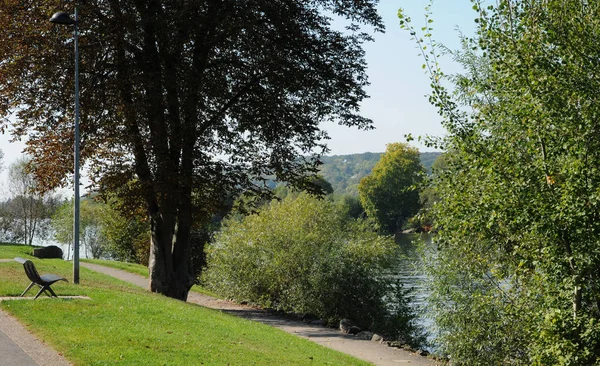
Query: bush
[[202, 193, 425, 345]]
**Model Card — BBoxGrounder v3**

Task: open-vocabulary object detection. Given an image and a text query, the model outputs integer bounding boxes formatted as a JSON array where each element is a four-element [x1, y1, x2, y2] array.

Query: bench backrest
[[14, 257, 43, 284]]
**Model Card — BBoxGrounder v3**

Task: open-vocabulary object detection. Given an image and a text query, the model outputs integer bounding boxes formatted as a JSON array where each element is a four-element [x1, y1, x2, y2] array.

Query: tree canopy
[[0, 1, 382, 299], [358, 142, 424, 234], [401, 0, 600, 363]]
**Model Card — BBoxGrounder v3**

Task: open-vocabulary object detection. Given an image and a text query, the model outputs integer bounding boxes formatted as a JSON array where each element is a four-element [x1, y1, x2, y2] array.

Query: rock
[[388, 341, 403, 348], [339, 319, 361, 334], [355, 331, 374, 340], [33, 245, 63, 259], [371, 334, 384, 342]]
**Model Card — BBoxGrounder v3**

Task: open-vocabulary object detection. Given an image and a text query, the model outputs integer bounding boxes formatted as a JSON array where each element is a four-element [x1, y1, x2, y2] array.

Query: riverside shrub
[[202, 193, 424, 345]]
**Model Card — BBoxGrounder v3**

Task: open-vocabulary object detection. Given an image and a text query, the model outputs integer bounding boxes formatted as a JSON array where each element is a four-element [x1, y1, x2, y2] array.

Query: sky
[[0, 0, 478, 189], [323, 0, 477, 155]]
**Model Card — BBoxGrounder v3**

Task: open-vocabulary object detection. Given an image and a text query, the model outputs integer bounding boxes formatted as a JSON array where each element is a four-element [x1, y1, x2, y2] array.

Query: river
[[392, 233, 435, 346]]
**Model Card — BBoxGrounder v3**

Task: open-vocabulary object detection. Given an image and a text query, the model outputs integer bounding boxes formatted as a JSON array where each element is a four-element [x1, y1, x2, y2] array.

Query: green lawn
[[0, 242, 39, 259], [1, 244, 369, 365]]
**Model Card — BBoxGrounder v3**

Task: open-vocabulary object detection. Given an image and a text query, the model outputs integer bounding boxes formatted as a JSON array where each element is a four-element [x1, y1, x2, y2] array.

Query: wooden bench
[[14, 257, 68, 299]]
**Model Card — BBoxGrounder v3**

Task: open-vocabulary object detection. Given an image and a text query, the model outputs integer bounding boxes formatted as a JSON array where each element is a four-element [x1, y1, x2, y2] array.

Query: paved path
[[81, 262, 438, 366], [0, 308, 71, 366]]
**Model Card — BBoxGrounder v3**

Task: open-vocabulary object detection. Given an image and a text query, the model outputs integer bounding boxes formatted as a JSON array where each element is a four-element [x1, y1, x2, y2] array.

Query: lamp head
[[49, 11, 75, 25]]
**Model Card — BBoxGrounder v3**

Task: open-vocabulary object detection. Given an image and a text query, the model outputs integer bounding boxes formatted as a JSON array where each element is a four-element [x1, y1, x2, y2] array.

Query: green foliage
[[401, 0, 600, 364], [335, 194, 365, 220], [358, 143, 424, 234], [51, 202, 73, 247], [419, 152, 441, 174], [99, 198, 150, 265], [202, 193, 425, 345], [51, 196, 150, 264], [413, 153, 448, 230], [272, 175, 334, 201]]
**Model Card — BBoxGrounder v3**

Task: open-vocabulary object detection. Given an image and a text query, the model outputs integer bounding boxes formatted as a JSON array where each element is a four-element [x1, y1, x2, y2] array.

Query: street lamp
[[50, 9, 80, 284]]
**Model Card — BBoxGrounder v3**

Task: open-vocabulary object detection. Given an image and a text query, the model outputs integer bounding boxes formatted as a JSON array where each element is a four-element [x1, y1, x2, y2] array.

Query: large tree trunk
[[148, 208, 195, 301]]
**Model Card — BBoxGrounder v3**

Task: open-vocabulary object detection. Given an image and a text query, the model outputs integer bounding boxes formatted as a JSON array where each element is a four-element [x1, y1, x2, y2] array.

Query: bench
[[14, 257, 68, 299]]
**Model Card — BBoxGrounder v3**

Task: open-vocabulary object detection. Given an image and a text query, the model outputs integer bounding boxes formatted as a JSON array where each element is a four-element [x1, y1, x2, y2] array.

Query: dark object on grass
[[14, 257, 68, 299], [33, 245, 63, 259]]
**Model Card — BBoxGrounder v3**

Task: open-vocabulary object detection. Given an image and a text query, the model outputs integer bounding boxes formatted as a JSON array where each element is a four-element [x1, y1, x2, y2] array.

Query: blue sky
[[0, 1, 478, 184], [324, 0, 478, 155]]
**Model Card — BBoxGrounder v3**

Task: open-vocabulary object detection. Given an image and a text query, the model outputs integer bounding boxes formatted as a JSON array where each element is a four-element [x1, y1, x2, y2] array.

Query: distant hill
[[319, 151, 442, 196]]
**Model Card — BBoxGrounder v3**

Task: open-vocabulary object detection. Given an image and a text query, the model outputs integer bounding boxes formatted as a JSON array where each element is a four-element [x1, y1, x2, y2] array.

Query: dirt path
[[81, 262, 438, 365]]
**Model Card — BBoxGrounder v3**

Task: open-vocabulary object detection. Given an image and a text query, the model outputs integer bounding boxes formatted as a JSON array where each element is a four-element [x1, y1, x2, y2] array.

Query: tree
[[51, 200, 73, 255], [0, 1, 382, 299], [358, 143, 424, 234], [400, 1, 600, 363], [6, 158, 59, 245]]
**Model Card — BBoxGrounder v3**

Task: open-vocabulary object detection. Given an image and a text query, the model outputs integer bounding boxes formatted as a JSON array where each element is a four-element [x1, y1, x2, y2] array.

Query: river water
[[393, 233, 430, 305], [392, 233, 434, 344]]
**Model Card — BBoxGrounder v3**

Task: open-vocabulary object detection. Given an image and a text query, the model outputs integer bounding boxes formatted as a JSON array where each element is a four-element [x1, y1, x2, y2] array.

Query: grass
[[0, 242, 40, 259], [0, 243, 369, 365]]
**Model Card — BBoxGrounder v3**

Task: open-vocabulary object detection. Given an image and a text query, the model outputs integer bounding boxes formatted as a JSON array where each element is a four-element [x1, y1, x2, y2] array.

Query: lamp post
[[50, 9, 80, 284]]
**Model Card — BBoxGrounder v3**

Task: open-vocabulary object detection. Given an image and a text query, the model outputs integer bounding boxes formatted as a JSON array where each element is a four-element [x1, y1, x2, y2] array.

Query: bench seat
[[14, 257, 68, 299]]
